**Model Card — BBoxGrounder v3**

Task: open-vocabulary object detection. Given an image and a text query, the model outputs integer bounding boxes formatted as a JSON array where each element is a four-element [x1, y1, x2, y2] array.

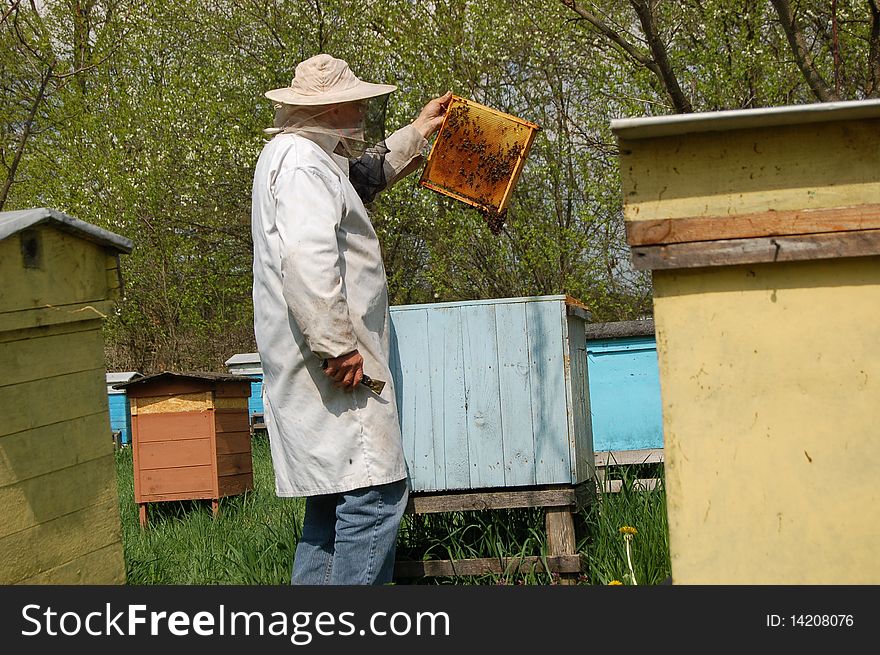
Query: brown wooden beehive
[[419, 96, 540, 223], [114, 371, 257, 527]]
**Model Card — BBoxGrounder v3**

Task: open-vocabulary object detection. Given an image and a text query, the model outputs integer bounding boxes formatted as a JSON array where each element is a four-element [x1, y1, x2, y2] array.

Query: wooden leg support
[[211, 500, 219, 518], [138, 504, 148, 529], [395, 485, 590, 583], [545, 506, 578, 585]]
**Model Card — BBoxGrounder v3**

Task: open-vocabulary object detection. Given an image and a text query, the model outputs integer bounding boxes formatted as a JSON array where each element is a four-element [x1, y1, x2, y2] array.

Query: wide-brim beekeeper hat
[[265, 54, 397, 106]]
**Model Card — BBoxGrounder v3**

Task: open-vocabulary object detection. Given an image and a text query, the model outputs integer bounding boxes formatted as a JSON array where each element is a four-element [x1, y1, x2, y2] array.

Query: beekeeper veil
[[264, 53, 396, 158], [265, 96, 389, 160]]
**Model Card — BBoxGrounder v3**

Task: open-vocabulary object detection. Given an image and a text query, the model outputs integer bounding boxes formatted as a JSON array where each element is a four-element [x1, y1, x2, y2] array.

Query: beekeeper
[[251, 53, 451, 585]]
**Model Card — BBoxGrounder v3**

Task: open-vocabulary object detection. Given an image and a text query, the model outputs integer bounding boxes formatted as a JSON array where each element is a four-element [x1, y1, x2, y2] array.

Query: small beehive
[[0, 207, 131, 584], [224, 352, 264, 428], [114, 371, 257, 527], [389, 294, 594, 492], [419, 96, 539, 228], [106, 371, 143, 446]]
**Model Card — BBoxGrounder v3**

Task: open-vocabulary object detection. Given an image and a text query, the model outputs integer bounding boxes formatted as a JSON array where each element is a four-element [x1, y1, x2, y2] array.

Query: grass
[[116, 436, 670, 585]]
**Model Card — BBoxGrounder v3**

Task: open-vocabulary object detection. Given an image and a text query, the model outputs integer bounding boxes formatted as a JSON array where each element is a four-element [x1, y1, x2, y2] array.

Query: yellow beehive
[[612, 99, 880, 584], [0, 207, 132, 584]]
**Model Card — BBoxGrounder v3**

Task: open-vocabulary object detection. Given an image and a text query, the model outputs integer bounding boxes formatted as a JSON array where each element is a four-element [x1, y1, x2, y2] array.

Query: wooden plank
[[393, 308, 434, 489], [434, 307, 470, 489], [18, 541, 125, 584], [134, 411, 213, 443], [218, 472, 254, 498], [393, 294, 568, 313], [0, 318, 98, 344], [626, 203, 880, 246], [0, 453, 117, 539], [0, 368, 108, 438], [600, 478, 662, 493], [209, 400, 219, 498], [406, 487, 576, 514], [126, 379, 214, 398], [133, 392, 212, 414], [630, 229, 880, 271], [215, 431, 251, 455], [527, 301, 570, 484], [495, 302, 537, 486], [461, 303, 504, 488], [595, 448, 665, 468], [546, 507, 578, 584], [0, 299, 114, 333], [214, 382, 252, 398], [136, 491, 219, 503], [105, 254, 123, 303], [566, 315, 594, 484], [0, 497, 123, 584], [214, 410, 249, 434], [217, 452, 253, 477], [394, 555, 582, 578], [137, 465, 215, 499], [423, 309, 446, 489], [0, 322, 102, 387], [0, 411, 111, 487], [214, 397, 248, 410], [137, 438, 213, 470], [619, 118, 880, 223]]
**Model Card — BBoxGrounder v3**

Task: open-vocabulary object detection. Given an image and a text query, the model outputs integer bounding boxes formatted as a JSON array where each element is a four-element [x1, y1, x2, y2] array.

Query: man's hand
[[412, 91, 453, 139], [322, 350, 364, 391]]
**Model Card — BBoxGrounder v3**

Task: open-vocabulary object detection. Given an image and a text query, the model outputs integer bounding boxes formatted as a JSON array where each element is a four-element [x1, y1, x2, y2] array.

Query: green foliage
[[4, 0, 878, 366]]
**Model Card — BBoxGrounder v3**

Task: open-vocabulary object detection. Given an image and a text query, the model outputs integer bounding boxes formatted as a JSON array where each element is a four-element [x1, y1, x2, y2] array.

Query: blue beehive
[[224, 352, 264, 425], [390, 295, 594, 492], [106, 371, 143, 445], [585, 320, 663, 455]]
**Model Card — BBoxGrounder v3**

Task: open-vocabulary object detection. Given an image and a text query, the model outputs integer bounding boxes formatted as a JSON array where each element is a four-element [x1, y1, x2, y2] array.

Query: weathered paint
[[612, 101, 880, 584], [654, 258, 880, 583], [619, 118, 880, 223], [0, 208, 130, 584], [390, 295, 593, 492]]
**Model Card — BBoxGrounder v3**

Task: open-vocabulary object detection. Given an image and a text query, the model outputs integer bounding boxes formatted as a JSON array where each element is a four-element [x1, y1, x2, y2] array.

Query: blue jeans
[[291, 479, 409, 585]]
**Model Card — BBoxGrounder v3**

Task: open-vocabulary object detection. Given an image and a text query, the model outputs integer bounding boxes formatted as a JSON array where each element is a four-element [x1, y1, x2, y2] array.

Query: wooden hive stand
[[394, 482, 594, 584], [113, 371, 258, 528]]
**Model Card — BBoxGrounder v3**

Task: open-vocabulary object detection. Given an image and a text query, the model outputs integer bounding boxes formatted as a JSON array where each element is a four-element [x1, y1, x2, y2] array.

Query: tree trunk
[[0, 68, 52, 211], [769, 0, 840, 102]]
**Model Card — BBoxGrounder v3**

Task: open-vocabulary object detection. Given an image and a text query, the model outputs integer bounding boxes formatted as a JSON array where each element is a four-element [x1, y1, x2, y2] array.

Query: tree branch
[[769, 0, 840, 101], [560, 1, 659, 73], [1, 0, 23, 25], [0, 66, 52, 211], [560, 0, 691, 113], [629, 0, 692, 113]]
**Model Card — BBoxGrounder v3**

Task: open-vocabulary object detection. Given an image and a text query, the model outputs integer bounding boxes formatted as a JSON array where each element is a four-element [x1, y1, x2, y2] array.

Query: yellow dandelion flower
[[619, 525, 638, 536], [608, 580, 624, 585]]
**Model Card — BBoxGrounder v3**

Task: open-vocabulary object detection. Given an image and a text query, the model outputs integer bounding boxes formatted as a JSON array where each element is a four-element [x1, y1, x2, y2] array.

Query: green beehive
[[0, 208, 132, 584]]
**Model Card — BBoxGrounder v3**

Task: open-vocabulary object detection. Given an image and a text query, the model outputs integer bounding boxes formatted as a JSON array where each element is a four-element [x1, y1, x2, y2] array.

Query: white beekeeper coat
[[251, 124, 426, 496]]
